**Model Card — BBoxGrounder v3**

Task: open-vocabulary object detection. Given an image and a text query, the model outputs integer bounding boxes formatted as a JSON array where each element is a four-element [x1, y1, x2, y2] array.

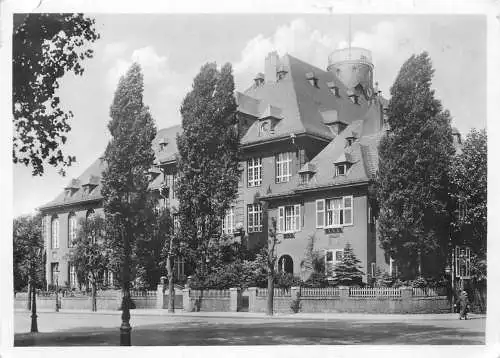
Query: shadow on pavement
[[14, 319, 485, 346]]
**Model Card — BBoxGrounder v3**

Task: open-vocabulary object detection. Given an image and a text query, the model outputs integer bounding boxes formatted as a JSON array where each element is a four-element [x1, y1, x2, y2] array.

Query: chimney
[[264, 51, 280, 84]]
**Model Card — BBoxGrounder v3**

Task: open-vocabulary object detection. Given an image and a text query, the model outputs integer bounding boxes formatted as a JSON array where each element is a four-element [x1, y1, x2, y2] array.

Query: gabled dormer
[[326, 81, 340, 97], [320, 109, 347, 136], [334, 152, 355, 177], [344, 130, 359, 147], [258, 104, 283, 136], [347, 88, 359, 105], [64, 179, 80, 198], [254, 72, 265, 87], [305, 71, 319, 88], [158, 137, 168, 151], [298, 162, 316, 184], [82, 175, 99, 195]]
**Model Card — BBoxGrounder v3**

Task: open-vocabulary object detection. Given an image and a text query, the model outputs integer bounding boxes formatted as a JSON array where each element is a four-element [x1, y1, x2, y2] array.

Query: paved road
[[14, 310, 485, 346]]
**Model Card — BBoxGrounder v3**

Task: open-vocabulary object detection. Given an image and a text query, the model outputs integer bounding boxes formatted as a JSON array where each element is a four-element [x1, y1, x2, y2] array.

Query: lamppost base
[[30, 314, 38, 333], [120, 324, 132, 346]]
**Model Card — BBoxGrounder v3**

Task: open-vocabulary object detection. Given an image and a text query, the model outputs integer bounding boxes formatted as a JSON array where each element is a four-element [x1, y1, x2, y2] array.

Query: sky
[[12, 14, 487, 217]]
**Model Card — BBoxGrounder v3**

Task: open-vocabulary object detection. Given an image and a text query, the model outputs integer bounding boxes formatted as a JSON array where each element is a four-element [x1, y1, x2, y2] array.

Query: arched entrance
[[278, 255, 294, 274]]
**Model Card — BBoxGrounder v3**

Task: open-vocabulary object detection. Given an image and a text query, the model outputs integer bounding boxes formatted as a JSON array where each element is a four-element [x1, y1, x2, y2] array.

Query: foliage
[[101, 63, 157, 292], [176, 62, 240, 269], [332, 243, 364, 286], [290, 297, 302, 314], [377, 52, 455, 279], [449, 129, 487, 260], [274, 272, 303, 289], [13, 14, 100, 176], [13, 214, 45, 292], [67, 214, 108, 310], [303, 272, 330, 288], [300, 233, 325, 277]]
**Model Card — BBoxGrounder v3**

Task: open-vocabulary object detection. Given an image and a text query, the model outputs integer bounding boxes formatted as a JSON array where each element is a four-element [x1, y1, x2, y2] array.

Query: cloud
[[105, 46, 194, 128], [233, 18, 427, 97], [102, 41, 128, 62], [233, 18, 341, 89]]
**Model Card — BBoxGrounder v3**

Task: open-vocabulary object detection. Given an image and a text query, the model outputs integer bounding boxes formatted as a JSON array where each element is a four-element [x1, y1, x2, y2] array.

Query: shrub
[[290, 297, 301, 313], [275, 272, 302, 289], [303, 272, 329, 288]]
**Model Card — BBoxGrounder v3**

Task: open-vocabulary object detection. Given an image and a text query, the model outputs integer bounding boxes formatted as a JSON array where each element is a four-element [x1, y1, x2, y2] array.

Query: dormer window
[[276, 65, 288, 81], [347, 89, 359, 105], [158, 137, 168, 151], [345, 131, 358, 147], [82, 175, 99, 195], [64, 179, 80, 198], [335, 164, 347, 176], [254, 72, 265, 87], [326, 81, 339, 97], [306, 71, 319, 88], [298, 162, 316, 185]]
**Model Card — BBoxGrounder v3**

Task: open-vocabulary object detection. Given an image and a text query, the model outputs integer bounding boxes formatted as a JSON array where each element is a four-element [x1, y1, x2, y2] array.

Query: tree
[[101, 62, 157, 345], [13, 214, 45, 296], [449, 129, 487, 256], [265, 218, 279, 316], [67, 214, 108, 311], [332, 243, 364, 286], [176, 62, 240, 273], [13, 14, 100, 176], [377, 52, 455, 279]]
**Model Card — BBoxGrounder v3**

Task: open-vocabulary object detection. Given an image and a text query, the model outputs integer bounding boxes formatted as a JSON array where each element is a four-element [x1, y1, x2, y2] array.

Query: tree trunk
[[266, 272, 274, 316], [91, 278, 97, 312], [166, 253, 175, 313], [120, 226, 132, 346], [27, 281, 32, 311]]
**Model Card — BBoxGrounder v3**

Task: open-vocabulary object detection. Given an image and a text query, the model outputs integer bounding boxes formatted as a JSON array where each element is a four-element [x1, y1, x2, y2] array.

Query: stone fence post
[[156, 276, 166, 309], [248, 287, 257, 313], [229, 287, 241, 312], [291, 286, 300, 301], [339, 286, 350, 299], [182, 288, 192, 312], [401, 287, 413, 300]]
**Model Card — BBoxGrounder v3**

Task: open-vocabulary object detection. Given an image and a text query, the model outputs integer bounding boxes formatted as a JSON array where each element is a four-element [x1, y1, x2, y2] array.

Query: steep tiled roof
[[40, 124, 182, 211], [261, 117, 383, 200], [154, 124, 182, 164], [237, 54, 376, 146]]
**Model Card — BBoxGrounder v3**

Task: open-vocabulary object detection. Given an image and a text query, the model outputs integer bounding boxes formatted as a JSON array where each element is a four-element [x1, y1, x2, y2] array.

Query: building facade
[[40, 47, 402, 287]]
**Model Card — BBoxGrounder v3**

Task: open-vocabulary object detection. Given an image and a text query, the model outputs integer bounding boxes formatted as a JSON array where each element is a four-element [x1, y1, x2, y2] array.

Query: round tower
[[327, 47, 374, 91]]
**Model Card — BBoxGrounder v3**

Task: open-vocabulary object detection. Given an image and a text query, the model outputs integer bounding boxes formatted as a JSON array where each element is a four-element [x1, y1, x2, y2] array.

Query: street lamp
[[30, 247, 42, 333]]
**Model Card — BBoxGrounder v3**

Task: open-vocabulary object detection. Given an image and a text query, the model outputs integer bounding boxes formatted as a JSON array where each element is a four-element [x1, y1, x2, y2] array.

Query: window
[[370, 262, 376, 277], [222, 207, 235, 234], [278, 204, 301, 233], [69, 264, 77, 287], [173, 215, 180, 231], [51, 262, 59, 285], [275, 152, 292, 183], [278, 255, 294, 274], [86, 209, 95, 220], [247, 157, 262, 187], [325, 249, 343, 276], [316, 196, 353, 228], [335, 164, 347, 176], [174, 258, 185, 280], [247, 203, 263, 233], [68, 213, 77, 248], [165, 173, 178, 199], [51, 216, 59, 249]]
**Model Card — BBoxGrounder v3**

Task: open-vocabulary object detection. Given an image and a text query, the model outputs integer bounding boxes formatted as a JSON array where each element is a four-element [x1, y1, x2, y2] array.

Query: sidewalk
[[15, 308, 486, 321]]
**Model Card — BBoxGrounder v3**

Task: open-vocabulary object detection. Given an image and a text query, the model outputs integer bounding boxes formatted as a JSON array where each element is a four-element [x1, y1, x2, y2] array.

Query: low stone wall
[[248, 287, 450, 314], [182, 288, 241, 312]]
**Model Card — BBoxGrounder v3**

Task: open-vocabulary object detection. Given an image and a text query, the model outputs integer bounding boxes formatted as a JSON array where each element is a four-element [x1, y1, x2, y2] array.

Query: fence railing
[[190, 289, 231, 298], [349, 287, 402, 298], [129, 290, 157, 297], [412, 287, 440, 297], [301, 287, 340, 297], [256, 288, 291, 297]]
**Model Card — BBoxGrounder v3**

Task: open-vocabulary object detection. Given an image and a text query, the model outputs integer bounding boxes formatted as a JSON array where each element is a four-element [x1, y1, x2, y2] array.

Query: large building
[[40, 47, 460, 287]]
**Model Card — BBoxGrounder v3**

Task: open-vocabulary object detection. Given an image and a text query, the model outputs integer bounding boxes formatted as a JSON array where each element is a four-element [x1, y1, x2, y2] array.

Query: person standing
[[458, 290, 470, 320]]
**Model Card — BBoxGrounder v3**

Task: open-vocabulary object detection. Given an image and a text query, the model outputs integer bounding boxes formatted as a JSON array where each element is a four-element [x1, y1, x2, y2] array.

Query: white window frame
[[247, 203, 263, 233], [278, 204, 301, 233], [335, 163, 347, 176], [316, 199, 325, 228], [320, 196, 353, 228], [222, 207, 235, 234], [325, 248, 344, 275], [276, 152, 292, 183], [247, 157, 262, 187], [51, 217, 59, 249], [69, 264, 77, 287], [68, 213, 77, 248]]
